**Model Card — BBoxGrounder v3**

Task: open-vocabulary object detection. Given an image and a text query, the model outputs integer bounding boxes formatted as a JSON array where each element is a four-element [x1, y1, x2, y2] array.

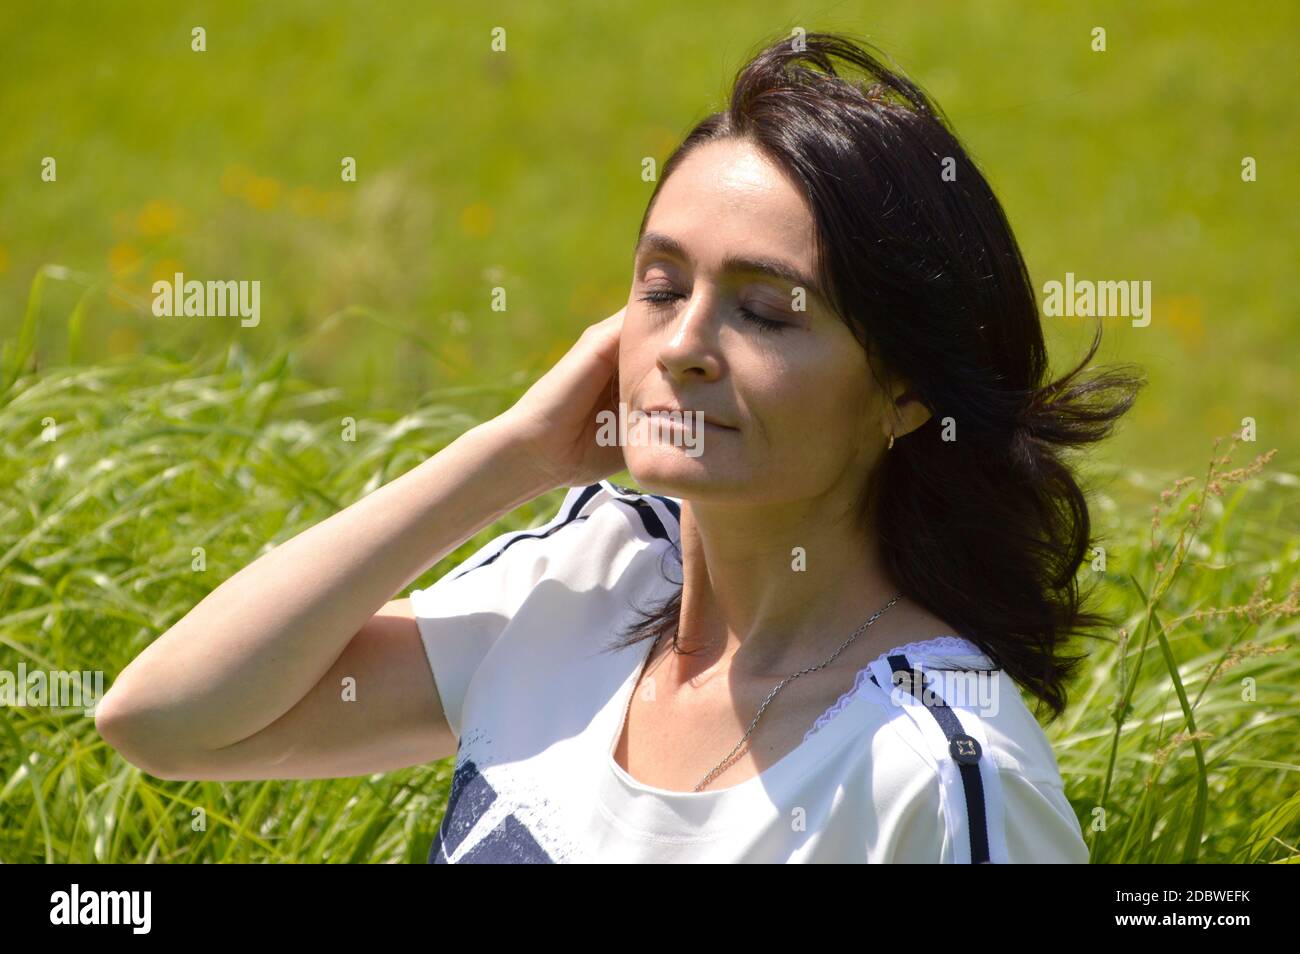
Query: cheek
[[617, 315, 655, 399], [756, 339, 865, 408], [751, 351, 871, 452]]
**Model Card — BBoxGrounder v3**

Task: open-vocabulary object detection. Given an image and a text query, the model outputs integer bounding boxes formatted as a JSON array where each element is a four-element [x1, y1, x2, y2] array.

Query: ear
[[885, 385, 933, 440]]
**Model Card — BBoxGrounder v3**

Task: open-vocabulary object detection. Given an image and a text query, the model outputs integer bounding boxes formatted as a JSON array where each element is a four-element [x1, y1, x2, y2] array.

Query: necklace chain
[[661, 592, 905, 793]]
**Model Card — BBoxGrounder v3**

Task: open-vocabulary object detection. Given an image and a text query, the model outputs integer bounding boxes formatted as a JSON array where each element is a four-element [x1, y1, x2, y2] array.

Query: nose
[[656, 288, 724, 383]]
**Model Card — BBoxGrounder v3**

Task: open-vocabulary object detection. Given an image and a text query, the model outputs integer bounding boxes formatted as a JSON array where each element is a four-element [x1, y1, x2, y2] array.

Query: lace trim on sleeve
[[801, 636, 987, 742]]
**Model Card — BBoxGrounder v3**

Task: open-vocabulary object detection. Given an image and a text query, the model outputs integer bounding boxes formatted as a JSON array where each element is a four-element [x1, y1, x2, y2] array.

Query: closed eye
[[637, 290, 788, 334]]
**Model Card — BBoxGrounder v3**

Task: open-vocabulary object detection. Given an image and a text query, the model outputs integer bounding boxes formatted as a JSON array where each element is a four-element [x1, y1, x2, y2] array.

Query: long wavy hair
[[604, 30, 1146, 723]]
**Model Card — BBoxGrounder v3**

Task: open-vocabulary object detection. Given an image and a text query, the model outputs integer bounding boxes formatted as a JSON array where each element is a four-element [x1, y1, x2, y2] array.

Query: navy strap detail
[[612, 497, 671, 542], [600, 481, 681, 543], [870, 654, 992, 864], [447, 484, 601, 581]]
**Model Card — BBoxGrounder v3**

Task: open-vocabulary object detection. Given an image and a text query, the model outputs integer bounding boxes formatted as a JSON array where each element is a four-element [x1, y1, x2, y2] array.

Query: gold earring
[[887, 430, 895, 450]]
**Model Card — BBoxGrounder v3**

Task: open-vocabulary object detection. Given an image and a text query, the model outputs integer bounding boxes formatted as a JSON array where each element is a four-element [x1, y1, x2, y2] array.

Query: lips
[[639, 405, 737, 430]]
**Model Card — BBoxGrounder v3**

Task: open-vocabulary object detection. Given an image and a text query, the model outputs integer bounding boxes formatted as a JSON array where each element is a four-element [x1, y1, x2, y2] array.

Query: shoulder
[[863, 642, 1070, 782], [864, 648, 1089, 863], [406, 481, 683, 740], [577, 479, 682, 549], [543, 479, 682, 565], [429, 479, 681, 593]]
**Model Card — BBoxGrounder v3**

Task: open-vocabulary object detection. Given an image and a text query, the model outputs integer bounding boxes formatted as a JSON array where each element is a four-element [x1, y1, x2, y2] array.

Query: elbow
[[94, 688, 199, 781]]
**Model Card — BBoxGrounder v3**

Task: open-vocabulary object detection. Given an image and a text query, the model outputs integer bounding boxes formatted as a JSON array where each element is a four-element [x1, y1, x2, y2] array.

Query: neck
[[670, 488, 909, 685]]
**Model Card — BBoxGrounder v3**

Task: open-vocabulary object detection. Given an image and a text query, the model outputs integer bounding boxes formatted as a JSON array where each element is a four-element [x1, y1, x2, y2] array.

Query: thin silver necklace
[[666, 592, 906, 793]]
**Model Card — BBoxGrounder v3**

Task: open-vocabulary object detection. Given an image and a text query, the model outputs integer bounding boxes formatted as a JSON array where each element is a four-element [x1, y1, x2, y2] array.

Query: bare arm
[[94, 419, 555, 777], [95, 309, 626, 779], [120, 597, 450, 781]]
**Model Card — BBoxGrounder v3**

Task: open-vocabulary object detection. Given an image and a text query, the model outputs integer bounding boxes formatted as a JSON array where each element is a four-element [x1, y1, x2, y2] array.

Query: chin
[[625, 447, 747, 500]]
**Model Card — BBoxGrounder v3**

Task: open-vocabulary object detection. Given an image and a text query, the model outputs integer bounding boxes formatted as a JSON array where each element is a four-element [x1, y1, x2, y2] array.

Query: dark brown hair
[[606, 30, 1145, 722]]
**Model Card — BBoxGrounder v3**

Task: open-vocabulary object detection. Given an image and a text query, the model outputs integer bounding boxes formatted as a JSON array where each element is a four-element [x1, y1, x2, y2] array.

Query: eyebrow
[[633, 231, 826, 306]]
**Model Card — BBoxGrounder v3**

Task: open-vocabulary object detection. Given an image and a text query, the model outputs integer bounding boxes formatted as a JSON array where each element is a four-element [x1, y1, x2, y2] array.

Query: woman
[[95, 31, 1144, 862]]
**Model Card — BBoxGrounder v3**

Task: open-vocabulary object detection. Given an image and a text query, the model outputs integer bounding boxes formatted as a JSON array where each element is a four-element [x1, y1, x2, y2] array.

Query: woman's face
[[620, 137, 885, 505]]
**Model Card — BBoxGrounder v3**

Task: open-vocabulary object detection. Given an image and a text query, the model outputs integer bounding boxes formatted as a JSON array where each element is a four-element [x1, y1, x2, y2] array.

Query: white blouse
[[410, 480, 1090, 863]]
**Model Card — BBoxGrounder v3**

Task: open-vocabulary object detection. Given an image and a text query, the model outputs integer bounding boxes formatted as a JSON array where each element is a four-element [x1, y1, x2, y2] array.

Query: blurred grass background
[[0, 0, 1296, 862], [2, 0, 1297, 456]]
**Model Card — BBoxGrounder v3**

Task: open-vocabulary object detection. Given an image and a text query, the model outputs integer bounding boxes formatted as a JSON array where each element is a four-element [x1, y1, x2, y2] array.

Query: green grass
[[0, 274, 574, 862], [2, 1, 1297, 464], [1, 1, 1297, 861], [1, 277, 1297, 861]]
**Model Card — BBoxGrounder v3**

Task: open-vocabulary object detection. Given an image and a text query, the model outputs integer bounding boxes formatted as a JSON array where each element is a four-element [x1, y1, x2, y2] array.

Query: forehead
[[643, 138, 816, 269]]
